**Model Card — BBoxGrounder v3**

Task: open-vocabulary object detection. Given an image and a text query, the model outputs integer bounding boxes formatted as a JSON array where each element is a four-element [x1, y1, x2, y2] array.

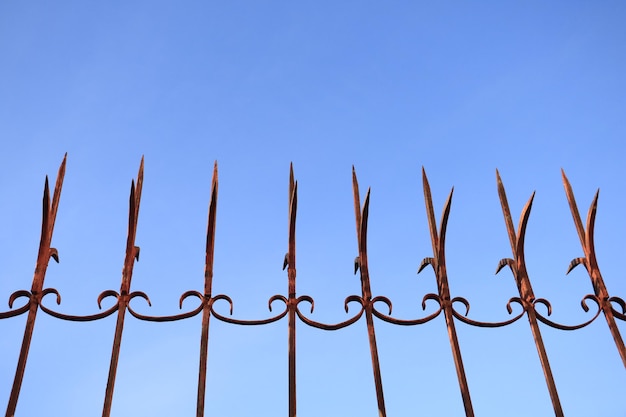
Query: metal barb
[[287, 163, 298, 417], [6, 154, 67, 417], [102, 157, 145, 417], [421, 168, 474, 417], [196, 161, 219, 417], [496, 171, 563, 417], [561, 170, 626, 368], [352, 167, 387, 417]]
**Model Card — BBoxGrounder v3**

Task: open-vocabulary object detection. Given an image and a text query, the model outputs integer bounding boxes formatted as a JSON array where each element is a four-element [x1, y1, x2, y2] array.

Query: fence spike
[[352, 171, 387, 417], [496, 172, 563, 417], [420, 170, 474, 417], [286, 165, 298, 417], [6, 154, 67, 417], [102, 158, 145, 417], [196, 161, 219, 417], [561, 172, 626, 368]]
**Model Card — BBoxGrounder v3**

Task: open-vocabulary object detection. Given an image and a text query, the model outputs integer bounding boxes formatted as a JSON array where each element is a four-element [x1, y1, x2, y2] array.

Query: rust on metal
[[495, 170, 563, 417], [5, 154, 66, 417], [418, 168, 474, 417], [284, 163, 298, 417], [1, 157, 625, 416], [102, 157, 145, 417], [352, 167, 387, 417], [561, 170, 626, 367], [196, 162, 219, 417]]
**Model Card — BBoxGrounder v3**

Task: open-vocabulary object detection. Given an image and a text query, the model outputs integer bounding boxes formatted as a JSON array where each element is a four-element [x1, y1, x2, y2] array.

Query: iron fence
[[1, 155, 624, 417]]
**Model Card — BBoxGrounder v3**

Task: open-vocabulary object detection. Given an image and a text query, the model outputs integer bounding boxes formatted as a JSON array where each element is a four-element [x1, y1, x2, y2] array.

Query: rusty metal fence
[[1, 155, 625, 417]]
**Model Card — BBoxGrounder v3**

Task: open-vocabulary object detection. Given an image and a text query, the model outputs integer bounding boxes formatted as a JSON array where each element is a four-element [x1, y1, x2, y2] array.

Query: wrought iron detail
[[1, 156, 624, 417]]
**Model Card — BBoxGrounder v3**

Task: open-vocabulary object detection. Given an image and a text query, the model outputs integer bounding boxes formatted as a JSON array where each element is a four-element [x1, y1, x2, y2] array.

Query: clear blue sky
[[1, 2, 625, 416]]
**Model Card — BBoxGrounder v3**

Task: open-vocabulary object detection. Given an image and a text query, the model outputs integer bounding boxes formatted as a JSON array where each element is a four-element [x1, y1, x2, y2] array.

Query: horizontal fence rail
[[1, 155, 625, 417]]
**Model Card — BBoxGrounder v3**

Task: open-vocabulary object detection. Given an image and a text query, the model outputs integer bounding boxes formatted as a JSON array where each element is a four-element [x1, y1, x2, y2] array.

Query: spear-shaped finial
[[561, 169, 626, 368]]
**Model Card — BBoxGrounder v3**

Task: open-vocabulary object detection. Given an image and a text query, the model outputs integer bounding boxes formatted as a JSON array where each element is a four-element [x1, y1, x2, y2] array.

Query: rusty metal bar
[[352, 168, 387, 417], [561, 170, 626, 367], [495, 170, 563, 417], [5, 154, 66, 417], [196, 162, 218, 417], [102, 158, 144, 417], [3, 158, 626, 416], [418, 168, 474, 417], [281, 164, 298, 417]]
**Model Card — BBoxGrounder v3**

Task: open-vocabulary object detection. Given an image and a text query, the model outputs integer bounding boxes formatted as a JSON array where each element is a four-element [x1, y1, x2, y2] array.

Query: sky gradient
[[1, 2, 625, 416]]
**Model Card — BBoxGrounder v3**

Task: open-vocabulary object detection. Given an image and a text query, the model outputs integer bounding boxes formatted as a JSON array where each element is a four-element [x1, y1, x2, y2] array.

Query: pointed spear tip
[[521, 191, 536, 213], [560, 168, 569, 183], [495, 168, 504, 184], [352, 166, 359, 187], [58, 153, 68, 174], [592, 189, 600, 208], [421, 167, 430, 188], [447, 186, 455, 200]]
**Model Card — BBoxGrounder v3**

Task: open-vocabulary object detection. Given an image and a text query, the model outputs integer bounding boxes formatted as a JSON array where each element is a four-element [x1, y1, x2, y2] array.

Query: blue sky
[[1, 2, 625, 416]]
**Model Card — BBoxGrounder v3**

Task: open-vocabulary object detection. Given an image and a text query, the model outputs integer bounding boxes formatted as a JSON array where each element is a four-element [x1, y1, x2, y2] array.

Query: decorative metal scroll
[[1, 156, 623, 417]]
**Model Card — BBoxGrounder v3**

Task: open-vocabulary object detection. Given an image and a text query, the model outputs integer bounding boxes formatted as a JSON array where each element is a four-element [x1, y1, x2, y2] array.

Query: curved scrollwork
[[295, 295, 365, 330], [39, 288, 120, 321], [533, 294, 602, 330], [0, 290, 33, 319], [609, 296, 626, 321], [126, 290, 205, 322], [562, 171, 626, 365], [372, 293, 443, 326], [451, 296, 526, 328], [210, 294, 289, 325]]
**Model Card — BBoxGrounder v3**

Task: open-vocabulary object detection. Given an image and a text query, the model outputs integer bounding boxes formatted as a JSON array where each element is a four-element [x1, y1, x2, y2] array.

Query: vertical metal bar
[[599, 300, 626, 367], [598, 300, 626, 367], [496, 171, 563, 417], [285, 164, 298, 417], [561, 171, 626, 367], [352, 168, 387, 417], [421, 169, 474, 417], [102, 158, 144, 417], [526, 307, 563, 415], [196, 162, 218, 417], [6, 155, 66, 417]]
